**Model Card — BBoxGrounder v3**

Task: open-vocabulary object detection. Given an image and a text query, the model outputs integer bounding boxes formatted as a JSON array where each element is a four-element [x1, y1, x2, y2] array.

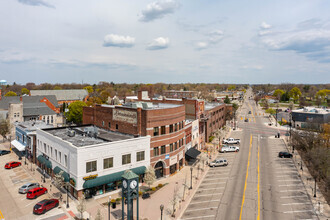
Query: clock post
[[121, 170, 139, 220]]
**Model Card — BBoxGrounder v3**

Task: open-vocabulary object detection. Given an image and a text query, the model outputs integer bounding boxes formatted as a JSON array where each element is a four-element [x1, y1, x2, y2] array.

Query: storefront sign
[[113, 109, 137, 124], [83, 174, 98, 181], [178, 151, 183, 160], [170, 156, 177, 166], [70, 178, 76, 187], [165, 154, 170, 160]]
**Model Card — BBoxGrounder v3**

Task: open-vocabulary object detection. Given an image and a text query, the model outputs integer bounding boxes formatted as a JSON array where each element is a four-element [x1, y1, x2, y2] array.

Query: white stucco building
[[36, 125, 150, 198]]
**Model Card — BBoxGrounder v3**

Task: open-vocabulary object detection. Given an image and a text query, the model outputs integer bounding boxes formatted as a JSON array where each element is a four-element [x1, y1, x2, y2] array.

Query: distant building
[[292, 107, 330, 130], [30, 89, 89, 105], [163, 90, 199, 99]]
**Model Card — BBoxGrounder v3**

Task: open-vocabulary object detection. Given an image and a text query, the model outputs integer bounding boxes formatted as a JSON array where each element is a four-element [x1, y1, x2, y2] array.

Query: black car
[[0, 150, 10, 156], [278, 152, 293, 158]]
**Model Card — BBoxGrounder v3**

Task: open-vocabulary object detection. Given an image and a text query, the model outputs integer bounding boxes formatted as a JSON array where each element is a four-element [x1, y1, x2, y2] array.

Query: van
[[26, 187, 48, 199]]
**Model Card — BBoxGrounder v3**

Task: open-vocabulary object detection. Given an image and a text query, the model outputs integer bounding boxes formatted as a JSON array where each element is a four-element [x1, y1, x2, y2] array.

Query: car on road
[[278, 152, 293, 158], [0, 150, 10, 156], [27, 187, 48, 199], [209, 158, 228, 167], [223, 138, 240, 144], [244, 118, 249, 122], [33, 199, 59, 215], [248, 111, 252, 114], [220, 145, 239, 153], [19, 183, 40, 194], [4, 161, 21, 169]]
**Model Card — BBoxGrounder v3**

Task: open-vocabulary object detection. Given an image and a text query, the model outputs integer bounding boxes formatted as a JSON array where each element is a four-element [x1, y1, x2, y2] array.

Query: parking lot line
[[185, 207, 218, 212], [282, 202, 312, 206], [190, 199, 220, 204], [201, 182, 226, 186], [283, 210, 314, 214], [181, 215, 216, 220], [196, 193, 222, 197], [197, 187, 224, 191], [25, 200, 36, 207], [279, 184, 303, 187], [280, 195, 308, 199], [280, 189, 304, 192]]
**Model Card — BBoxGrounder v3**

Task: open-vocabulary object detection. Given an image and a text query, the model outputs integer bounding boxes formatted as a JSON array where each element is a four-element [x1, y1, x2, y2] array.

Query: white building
[[36, 125, 150, 198]]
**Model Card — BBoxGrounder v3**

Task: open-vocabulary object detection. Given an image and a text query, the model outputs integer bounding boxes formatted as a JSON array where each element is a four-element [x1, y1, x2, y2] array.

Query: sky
[[1, 0, 330, 84]]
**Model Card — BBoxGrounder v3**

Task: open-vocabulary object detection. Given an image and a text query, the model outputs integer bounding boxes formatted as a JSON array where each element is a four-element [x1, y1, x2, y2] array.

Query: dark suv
[[278, 152, 293, 158]]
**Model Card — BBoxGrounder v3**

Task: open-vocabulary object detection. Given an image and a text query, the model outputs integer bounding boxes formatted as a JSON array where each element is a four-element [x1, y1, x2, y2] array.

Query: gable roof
[[0, 96, 59, 110], [30, 89, 88, 101]]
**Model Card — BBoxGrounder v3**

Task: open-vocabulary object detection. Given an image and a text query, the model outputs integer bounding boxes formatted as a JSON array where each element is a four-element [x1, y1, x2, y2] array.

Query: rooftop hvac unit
[[67, 130, 75, 137], [142, 102, 153, 109]]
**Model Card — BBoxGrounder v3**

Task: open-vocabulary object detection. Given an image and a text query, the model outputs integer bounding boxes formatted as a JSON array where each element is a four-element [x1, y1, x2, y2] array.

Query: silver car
[[209, 158, 228, 167], [18, 183, 40, 194]]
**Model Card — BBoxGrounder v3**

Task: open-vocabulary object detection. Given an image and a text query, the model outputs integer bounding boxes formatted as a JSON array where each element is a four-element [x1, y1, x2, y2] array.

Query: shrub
[[158, 183, 163, 188], [111, 199, 116, 203], [139, 191, 143, 196], [116, 198, 121, 202], [151, 187, 156, 191], [209, 136, 215, 142]]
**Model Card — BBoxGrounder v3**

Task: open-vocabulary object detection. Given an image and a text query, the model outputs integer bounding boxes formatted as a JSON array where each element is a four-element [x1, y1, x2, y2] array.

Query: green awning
[[53, 166, 70, 182], [83, 166, 146, 189], [37, 155, 52, 169]]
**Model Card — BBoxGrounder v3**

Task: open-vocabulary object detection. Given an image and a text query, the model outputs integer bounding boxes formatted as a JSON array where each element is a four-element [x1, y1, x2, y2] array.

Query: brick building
[[163, 90, 199, 99], [83, 102, 186, 178]]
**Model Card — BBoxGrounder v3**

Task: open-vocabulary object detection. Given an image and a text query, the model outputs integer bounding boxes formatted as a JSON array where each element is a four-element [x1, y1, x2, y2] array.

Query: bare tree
[[53, 171, 65, 188], [94, 209, 103, 220], [166, 186, 180, 217], [77, 195, 86, 220], [182, 174, 189, 201], [143, 166, 156, 190], [0, 117, 10, 141]]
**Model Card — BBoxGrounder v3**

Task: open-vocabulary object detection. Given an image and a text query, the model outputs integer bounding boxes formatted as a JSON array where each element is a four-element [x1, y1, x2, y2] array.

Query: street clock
[[121, 170, 140, 220]]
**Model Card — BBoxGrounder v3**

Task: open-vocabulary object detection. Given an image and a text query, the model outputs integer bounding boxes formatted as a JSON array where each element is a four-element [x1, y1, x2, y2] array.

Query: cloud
[[139, 0, 179, 22], [258, 22, 272, 36], [0, 50, 34, 64], [17, 0, 55, 8], [259, 19, 330, 63], [195, 29, 224, 50], [195, 42, 208, 50], [260, 22, 272, 29], [242, 65, 263, 70], [103, 34, 135, 48], [147, 37, 170, 50]]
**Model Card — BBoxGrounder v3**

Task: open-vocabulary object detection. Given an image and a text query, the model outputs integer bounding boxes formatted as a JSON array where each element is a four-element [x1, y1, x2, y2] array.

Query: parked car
[[27, 187, 48, 199], [278, 152, 293, 158], [244, 118, 249, 122], [4, 161, 21, 169], [19, 183, 40, 194], [223, 138, 240, 144], [0, 150, 10, 156], [209, 158, 228, 167], [33, 199, 59, 215], [248, 111, 252, 114], [220, 145, 239, 153]]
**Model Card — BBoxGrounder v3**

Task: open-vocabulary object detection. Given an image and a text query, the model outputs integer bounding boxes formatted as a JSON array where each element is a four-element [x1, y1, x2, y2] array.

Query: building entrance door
[[154, 161, 164, 179]]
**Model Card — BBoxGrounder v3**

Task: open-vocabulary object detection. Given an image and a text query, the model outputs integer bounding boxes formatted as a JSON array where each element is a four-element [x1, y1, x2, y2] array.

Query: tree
[[65, 101, 87, 124], [166, 186, 180, 217], [53, 86, 62, 90], [76, 195, 86, 220], [4, 91, 17, 96], [254, 95, 261, 105], [224, 96, 230, 104], [83, 86, 93, 94], [21, 88, 30, 95], [273, 89, 285, 101], [94, 209, 103, 220], [280, 91, 290, 102], [289, 87, 302, 103], [143, 166, 156, 189], [0, 117, 10, 141], [53, 170, 65, 188], [316, 89, 330, 102]]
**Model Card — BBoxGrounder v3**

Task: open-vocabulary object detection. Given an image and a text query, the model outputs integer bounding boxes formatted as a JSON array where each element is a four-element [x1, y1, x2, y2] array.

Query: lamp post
[[66, 174, 70, 208], [108, 195, 112, 220], [190, 167, 193, 190], [43, 165, 46, 183], [25, 148, 27, 165], [160, 204, 164, 220], [300, 159, 303, 171], [314, 177, 317, 198]]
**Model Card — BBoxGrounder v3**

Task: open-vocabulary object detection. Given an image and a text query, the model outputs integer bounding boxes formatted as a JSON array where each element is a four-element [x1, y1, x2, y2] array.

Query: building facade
[[292, 107, 330, 130]]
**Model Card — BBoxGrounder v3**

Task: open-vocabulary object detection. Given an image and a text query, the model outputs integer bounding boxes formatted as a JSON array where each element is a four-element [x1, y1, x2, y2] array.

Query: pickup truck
[[223, 138, 240, 144], [220, 145, 240, 153]]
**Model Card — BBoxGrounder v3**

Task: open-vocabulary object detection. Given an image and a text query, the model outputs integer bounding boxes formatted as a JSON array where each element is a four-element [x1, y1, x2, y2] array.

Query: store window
[[136, 151, 145, 162], [86, 161, 97, 173], [116, 124, 119, 130], [161, 126, 166, 135], [104, 157, 113, 169], [109, 122, 111, 128], [153, 127, 159, 136], [122, 154, 131, 165]]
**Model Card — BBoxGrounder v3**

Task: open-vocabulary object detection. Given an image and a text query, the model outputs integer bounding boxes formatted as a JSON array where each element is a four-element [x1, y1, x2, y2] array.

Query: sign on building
[[113, 109, 137, 124]]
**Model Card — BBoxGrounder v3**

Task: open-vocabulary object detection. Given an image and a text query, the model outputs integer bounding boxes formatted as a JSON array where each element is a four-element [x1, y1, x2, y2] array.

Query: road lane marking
[[277, 180, 302, 182], [283, 210, 314, 214], [195, 193, 222, 197], [257, 141, 260, 220], [203, 177, 228, 180], [282, 203, 312, 206], [279, 184, 303, 187], [201, 182, 226, 186], [197, 187, 224, 191], [239, 134, 253, 220], [280, 189, 304, 192], [185, 207, 218, 212], [0, 209, 4, 219], [181, 215, 216, 219], [281, 195, 308, 199], [190, 199, 220, 204], [248, 103, 256, 122]]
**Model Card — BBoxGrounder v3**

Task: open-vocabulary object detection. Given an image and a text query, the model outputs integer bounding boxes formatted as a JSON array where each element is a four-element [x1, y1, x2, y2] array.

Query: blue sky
[[1, 0, 330, 84]]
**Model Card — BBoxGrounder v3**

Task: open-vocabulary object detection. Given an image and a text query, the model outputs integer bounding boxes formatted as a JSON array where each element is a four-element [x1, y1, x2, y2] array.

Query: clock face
[[130, 180, 137, 189], [123, 180, 127, 189]]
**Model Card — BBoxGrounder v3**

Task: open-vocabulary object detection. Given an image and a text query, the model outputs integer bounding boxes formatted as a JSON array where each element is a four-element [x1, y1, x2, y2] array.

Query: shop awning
[[53, 166, 69, 182], [11, 140, 26, 151], [83, 166, 146, 189], [185, 148, 201, 160], [37, 155, 52, 169]]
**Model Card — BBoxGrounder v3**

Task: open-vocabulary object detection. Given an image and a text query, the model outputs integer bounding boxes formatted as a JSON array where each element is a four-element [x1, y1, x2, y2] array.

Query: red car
[[33, 199, 59, 214], [4, 161, 21, 169], [27, 187, 48, 199]]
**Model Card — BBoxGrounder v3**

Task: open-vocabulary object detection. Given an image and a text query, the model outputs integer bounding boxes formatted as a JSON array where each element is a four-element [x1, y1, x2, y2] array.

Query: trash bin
[[278, 133, 280, 138], [112, 202, 116, 209]]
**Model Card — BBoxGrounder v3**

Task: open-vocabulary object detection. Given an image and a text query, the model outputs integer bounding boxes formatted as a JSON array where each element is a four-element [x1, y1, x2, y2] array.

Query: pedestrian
[[60, 194, 63, 202]]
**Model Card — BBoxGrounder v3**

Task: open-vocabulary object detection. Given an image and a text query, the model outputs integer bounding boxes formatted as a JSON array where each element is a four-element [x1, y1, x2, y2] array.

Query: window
[[153, 127, 159, 136], [153, 147, 159, 156], [109, 122, 111, 128], [17, 113, 19, 117], [50, 147, 53, 158], [44, 143, 46, 153], [179, 122, 182, 130], [116, 124, 119, 130], [51, 116, 53, 123], [59, 152, 62, 163], [55, 149, 57, 160], [161, 126, 166, 135], [47, 116, 49, 124], [47, 145, 50, 154], [64, 155, 68, 167], [136, 151, 145, 162], [161, 145, 166, 154], [175, 142, 178, 150], [104, 157, 113, 169], [122, 154, 131, 165], [102, 121, 105, 126], [179, 139, 181, 147], [169, 124, 174, 133], [86, 161, 97, 173], [170, 143, 173, 152], [175, 123, 178, 131]]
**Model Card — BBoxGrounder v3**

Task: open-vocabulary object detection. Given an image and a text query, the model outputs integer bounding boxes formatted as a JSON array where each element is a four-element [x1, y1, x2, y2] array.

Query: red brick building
[[83, 102, 186, 178]]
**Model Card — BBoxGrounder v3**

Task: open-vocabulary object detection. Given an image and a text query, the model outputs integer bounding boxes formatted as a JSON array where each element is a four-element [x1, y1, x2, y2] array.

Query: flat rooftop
[[44, 125, 134, 147], [293, 107, 329, 115], [17, 121, 53, 132], [120, 102, 182, 110], [205, 102, 224, 110]]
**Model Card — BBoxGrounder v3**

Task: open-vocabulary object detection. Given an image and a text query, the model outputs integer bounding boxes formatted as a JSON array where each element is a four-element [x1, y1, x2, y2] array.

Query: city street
[[180, 90, 318, 220]]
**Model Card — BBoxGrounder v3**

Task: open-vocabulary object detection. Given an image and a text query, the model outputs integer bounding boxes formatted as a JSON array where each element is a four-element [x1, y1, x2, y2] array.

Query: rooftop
[[44, 125, 135, 147], [17, 120, 53, 132], [121, 102, 182, 110], [30, 89, 88, 101], [293, 107, 329, 115], [205, 102, 224, 110]]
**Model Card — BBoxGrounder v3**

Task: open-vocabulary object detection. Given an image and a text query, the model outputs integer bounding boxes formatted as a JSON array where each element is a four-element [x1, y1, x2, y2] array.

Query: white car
[[223, 138, 240, 144], [220, 145, 239, 153], [209, 158, 228, 167]]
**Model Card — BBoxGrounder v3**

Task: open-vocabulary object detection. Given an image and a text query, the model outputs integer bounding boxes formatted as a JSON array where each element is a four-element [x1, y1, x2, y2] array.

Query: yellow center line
[[257, 142, 260, 220], [248, 103, 256, 123], [0, 209, 4, 219], [239, 134, 253, 220]]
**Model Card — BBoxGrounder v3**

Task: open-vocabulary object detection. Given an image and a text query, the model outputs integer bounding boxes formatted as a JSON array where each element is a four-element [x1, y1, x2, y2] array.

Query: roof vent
[[67, 130, 75, 137]]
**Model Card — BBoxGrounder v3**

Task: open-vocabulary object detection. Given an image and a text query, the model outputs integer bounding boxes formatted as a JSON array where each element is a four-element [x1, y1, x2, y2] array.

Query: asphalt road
[[181, 89, 317, 220]]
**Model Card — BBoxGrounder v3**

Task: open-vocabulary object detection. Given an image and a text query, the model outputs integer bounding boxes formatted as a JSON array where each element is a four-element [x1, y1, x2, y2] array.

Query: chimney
[[137, 90, 142, 101], [137, 107, 142, 136], [0, 89, 2, 100], [20, 96, 22, 102]]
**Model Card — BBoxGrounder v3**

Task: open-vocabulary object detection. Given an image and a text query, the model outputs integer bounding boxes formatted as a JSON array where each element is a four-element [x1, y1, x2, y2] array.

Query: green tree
[[228, 85, 236, 91], [4, 91, 17, 96], [273, 89, 285, 100], [224, 96, 231, 104], [66, 101, 87, 124], [289, 87, 302, 103], [53, 86, 62, 90], [83, 86, 93, 94], [21, 88, 30, 95], [280, 91, 290, 102], [316, 89, 330, 102]]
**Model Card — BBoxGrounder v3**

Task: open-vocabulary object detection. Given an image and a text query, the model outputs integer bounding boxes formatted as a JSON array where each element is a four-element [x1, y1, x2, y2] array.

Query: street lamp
[[160, 204, 164, 220], [108, 195, 112, 220], [300, 159, 303, 171], [66, 176, 70, 208], [190, 167, 193, 190], [314, 177, 317, 198], [25, 148, 27, 165], [43, 165, 46, 183]]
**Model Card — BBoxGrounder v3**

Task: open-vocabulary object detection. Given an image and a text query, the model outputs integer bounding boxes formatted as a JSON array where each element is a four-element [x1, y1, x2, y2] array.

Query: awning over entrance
[[37, 155, 52, 169], [185, 148, 201, 160], [83, 166, 146, 189], [11, 140, 26, 151], [53, 166, 69, 182]]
